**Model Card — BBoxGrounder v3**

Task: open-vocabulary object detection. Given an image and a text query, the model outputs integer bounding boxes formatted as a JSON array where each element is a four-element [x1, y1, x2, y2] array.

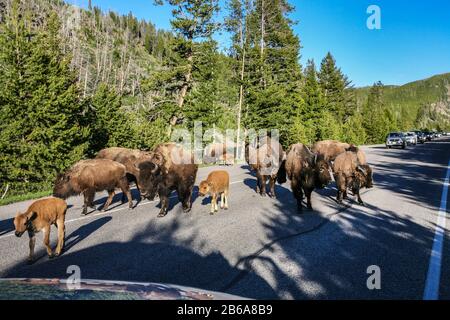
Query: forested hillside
[[0, 0, 449, 197], [355, 73, 450, 132]]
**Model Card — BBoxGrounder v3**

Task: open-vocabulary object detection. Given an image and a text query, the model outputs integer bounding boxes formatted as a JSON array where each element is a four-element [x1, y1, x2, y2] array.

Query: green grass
[[0, 190, 52, 207]]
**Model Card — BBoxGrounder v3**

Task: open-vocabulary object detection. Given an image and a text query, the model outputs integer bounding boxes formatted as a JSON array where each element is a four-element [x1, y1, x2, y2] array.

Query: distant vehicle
[[404, 132, 417, 145], [386, 132, 407, 149], [423, 131, 433, 141], [0, 278, 247, 300], [413, 131, 426, 144]]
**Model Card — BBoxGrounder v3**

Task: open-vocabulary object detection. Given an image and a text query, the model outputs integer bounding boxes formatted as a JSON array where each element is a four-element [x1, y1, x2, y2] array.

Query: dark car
[[413, 130, 426, 144], [386, 132, 407, 149]]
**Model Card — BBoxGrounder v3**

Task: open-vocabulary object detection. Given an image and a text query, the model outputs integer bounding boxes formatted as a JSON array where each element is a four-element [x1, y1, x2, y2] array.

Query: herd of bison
[[13, 139, 373, 263]]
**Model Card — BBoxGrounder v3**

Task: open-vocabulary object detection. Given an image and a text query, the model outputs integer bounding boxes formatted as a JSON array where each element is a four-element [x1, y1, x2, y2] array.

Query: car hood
[[0, 278, 248, 300]]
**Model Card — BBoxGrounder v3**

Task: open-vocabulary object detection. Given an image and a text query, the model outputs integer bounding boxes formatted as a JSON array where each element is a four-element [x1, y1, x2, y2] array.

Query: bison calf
[[333, 151, 373, 205], [53, 159, 132, 215], [14, 198, 67, 263], [198, 171, 230, 214]]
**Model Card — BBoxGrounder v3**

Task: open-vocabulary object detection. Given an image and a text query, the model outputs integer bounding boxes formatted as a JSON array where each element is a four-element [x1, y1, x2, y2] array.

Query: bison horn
[[357, 165, 366, 174], [314, 154, 317, 164], [151, 164, 159, 173]]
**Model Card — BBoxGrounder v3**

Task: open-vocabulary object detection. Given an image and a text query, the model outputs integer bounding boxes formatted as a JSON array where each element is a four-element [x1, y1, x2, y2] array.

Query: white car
[[404, 132, 417, 145]]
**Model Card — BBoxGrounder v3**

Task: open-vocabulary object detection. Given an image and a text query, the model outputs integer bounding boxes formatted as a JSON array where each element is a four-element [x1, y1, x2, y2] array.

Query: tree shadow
[[0, 218, 14, 236], [221, 185, 443, 299], [2, 214, 274, 299]]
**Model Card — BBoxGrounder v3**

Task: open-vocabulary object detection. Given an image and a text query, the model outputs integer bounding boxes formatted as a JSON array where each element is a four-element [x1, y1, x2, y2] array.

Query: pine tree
[[362, 81, 395, 143], [300, 59, 325, 139], [0, 4, 89, 194], [318, 52, 355, 122], [244, 0, 303, 145], [89, 83, 132, 153], [154, 0, 220, 133]]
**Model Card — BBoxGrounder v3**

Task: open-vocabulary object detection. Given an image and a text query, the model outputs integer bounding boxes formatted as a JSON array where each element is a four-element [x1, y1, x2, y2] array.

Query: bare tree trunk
[[177, 54, 193, 109], [236, 20, 246, 160]]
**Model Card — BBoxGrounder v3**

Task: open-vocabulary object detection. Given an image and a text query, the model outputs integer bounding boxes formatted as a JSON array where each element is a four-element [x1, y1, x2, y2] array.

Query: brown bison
[[246, 137, 286, 198], [14, 197, 67, 263], [278, 143, 332, 211], [312, 140, 355, 162], [53, 159, 133, 215], [198, 170, 230, 214], [204, 142, 235, 165], [134, 143, 198, 217], [333, 151, 373, 205], [95, 147, 153, 200]]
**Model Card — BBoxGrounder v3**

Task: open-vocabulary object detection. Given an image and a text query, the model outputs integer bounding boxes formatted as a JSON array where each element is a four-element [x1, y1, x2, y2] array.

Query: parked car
[[424, 131, 433, 141], [404, 132, 417, 145], [413, 131, 426, 144], [386, 132, 407, 149]]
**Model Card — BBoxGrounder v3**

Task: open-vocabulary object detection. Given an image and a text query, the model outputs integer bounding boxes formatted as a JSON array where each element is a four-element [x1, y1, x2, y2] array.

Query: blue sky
[[66, 0, 450, 87]]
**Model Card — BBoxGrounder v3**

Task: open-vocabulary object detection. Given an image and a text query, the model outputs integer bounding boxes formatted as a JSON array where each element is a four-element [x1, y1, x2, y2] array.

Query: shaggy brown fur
[[14, 197, 67, 263], [246, 137, 285, 198], [198, 170, 230, 214], [96, 147, 153, 201], [279, 143, 332, 211], [333, 151, 373, 205], [135, 143, 198, 217], [53, 159, 132, 215], [95, 147, 152, 177], [312, 140, 352, 162], [204, 142, 235, 165]]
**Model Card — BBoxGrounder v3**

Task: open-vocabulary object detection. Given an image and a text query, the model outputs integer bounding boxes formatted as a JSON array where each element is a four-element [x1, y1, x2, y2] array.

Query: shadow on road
[[0, 218, 14, 236], [2, 214, 275, 298]]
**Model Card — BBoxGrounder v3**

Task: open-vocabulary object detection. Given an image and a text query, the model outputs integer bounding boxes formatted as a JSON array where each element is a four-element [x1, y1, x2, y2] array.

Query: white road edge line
[[0, 179, 244, 241], [423, 158, 450, 300]]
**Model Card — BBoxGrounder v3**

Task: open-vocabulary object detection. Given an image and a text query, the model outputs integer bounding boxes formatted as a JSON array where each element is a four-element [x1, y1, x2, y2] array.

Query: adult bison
[[95, 147, 152, 200], [53, 159, 133, 215], [312, 140, 355, 162], [204, 142, 235, 165], [134, 143, 198, 217], [246, 137, 286, 198], [333, 151, 373, 205], [278, 143, 332, 211]]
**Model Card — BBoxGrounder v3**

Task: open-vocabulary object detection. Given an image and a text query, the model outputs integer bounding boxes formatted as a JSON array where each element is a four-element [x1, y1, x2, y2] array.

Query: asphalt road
[[1, 138, 449, 299]]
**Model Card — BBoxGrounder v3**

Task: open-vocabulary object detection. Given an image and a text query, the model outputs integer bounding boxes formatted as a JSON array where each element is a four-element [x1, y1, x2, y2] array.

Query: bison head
[[198, 180, 211, 196], [357, 164, 373, 188], [53, 173, 75, 199], [134, 153, 165, 200], [313, 154, 332, 189], [14, 211, 37, 237]]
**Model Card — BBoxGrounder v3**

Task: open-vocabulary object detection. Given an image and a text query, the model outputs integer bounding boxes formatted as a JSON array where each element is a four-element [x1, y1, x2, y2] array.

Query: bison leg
[[268, 176, 276, 198], [353, 186, 364, 205], [254, 171, 262, 194], [82, 190, 95, 215], [335, 175, 345, 205], [42, 226, 54, 258], [119, 178, 133, 209], [291, 178, 303, 211], [210, 193, 217, 215], [28, 234, 36, 264], [157, 188, 170, 217], [259, 175, 267, 196], [223, 190, 229, 210], [220, 193, 225, 209], [305, 188, 313, 210], [177, 185, 193, 213], [102, 190, 115, 211], [55, 218, 65, 257]]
